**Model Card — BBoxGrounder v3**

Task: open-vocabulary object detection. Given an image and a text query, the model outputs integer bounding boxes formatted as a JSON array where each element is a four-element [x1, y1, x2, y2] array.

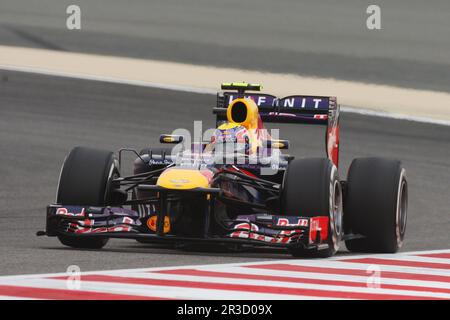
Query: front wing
[[42, 205, 331, 251]]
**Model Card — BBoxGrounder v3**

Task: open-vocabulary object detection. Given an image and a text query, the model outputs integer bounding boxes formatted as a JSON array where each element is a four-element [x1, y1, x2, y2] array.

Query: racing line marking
[[0, 249, 449, 300]]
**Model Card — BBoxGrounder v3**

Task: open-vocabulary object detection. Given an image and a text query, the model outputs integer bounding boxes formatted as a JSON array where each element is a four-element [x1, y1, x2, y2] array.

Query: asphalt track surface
[[1, 0, 450, 92], [0, 70, 449, 276]]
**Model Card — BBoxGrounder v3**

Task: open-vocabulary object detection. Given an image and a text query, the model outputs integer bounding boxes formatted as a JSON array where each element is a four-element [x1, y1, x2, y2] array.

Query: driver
[[206, 122, 252, 156]]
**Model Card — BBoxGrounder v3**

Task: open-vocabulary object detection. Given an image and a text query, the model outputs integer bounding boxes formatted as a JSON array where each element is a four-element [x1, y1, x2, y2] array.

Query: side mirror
[[262, 139, 289, 150], [160, 134, 184, 144]]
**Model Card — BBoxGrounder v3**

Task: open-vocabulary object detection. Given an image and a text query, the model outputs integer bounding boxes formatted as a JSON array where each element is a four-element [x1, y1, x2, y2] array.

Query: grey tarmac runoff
[[0, 70, 449, 276]]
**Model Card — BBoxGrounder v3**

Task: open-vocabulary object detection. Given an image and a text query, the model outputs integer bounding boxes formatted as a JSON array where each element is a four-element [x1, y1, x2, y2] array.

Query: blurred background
[[1, 0, 450, 91]]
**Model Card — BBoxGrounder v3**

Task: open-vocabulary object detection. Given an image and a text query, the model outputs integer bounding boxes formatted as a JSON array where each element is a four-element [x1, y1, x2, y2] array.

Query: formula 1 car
[[39, 82, 408, 257]]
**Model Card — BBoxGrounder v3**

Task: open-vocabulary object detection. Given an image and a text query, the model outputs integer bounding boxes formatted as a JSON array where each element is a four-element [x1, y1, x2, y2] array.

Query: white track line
[[0, 295, 38, 300], [348, 254, 450, 265], [283, 260, 450, 276], [340, 105, 450, 126]]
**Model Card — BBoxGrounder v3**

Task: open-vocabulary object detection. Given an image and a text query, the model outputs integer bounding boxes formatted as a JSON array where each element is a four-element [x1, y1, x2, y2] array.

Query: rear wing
[[213, 91, 340, 167], [214, 92, 338, 125]]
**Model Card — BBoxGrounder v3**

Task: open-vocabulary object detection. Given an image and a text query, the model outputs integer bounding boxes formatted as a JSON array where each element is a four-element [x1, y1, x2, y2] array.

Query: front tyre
[[344, 158, 407, 253], [56, 146, 119, 249], [281, 158, 343, 258]]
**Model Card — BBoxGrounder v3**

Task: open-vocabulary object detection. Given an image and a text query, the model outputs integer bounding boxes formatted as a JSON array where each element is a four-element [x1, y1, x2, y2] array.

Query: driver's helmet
[[210, 122, 251, 155]]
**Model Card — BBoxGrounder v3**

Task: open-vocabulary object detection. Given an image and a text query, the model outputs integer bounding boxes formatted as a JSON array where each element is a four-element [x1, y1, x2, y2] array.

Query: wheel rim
[[328, 165, 343, 253], [332, 179, 343, 237], [396, 170, 408, 246]]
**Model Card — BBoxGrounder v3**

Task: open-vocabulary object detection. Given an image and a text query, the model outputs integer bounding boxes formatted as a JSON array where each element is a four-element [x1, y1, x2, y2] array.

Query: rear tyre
[[344, 158, 407, 253], [56, 146, 119, 249], [281, 158, 343, 258]]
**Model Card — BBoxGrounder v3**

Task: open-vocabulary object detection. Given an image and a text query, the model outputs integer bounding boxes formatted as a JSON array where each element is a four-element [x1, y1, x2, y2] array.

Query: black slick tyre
[[344, 157, 407, 253], [56, 146, 118, 249], [281, 158, 343, 258]]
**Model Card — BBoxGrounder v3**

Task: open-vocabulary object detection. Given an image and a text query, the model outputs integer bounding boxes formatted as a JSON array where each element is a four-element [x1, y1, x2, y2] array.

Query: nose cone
[[156, 168, 210, 190]]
